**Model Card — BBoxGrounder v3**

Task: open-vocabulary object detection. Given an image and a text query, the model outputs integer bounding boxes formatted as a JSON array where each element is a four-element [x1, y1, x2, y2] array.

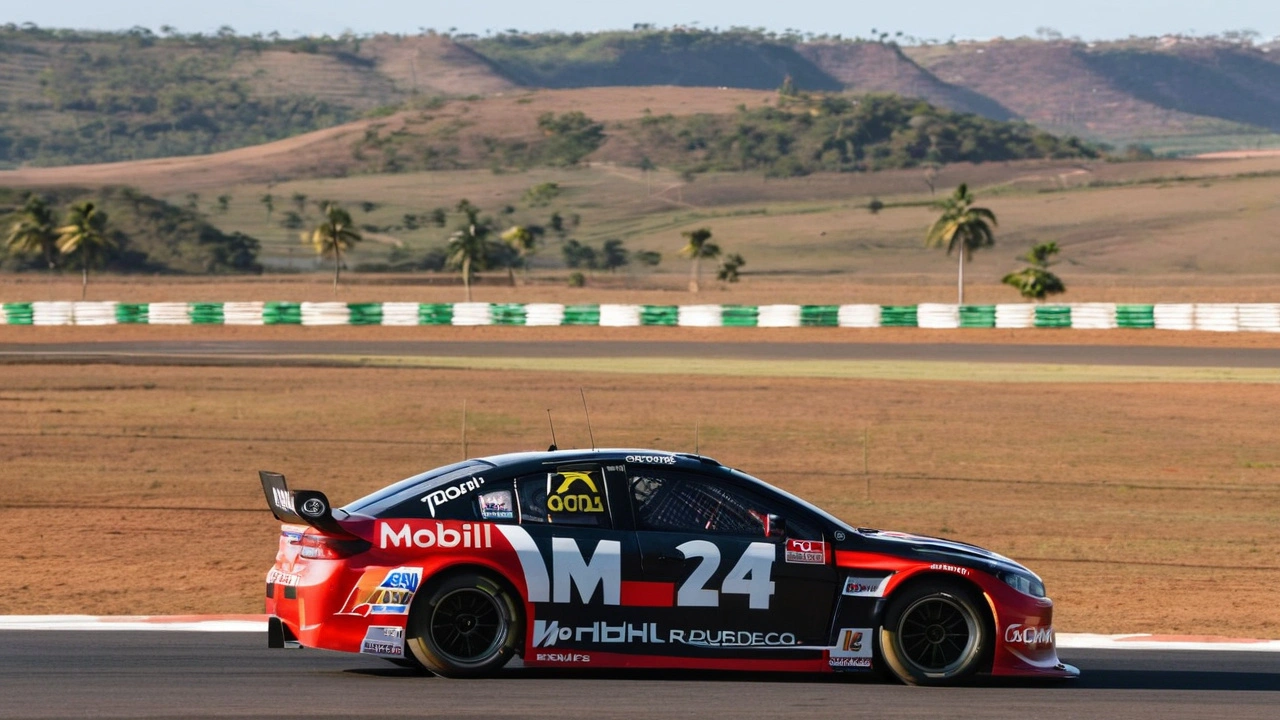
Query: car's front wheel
[[406, 571, 521, 678], [879, 579, 989, 686]]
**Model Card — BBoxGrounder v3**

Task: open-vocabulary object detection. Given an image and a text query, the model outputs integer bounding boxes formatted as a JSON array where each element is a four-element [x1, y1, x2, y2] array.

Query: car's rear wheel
[[407, 571, 521, 678], [879, 579, 989, 686]]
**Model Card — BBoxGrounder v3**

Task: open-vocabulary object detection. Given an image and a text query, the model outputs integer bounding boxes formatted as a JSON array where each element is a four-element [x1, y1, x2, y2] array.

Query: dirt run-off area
[[1, 355, 1278, 638]]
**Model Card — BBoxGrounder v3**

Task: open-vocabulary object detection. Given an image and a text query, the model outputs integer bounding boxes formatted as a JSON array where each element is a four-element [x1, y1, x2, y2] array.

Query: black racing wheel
[[879, 579, 989, 686], [407, 571, 522, 678]]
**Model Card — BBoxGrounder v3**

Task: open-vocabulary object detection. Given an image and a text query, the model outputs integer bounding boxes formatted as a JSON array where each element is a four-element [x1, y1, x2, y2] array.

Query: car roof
[[341, 448, 726, 516], [477, 448, 723, 470]]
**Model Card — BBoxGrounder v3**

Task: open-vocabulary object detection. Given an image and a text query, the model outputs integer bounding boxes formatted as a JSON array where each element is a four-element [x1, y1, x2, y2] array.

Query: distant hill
[[3, 25, 1280, 169], [0, 27, 512, 167], [794, 42, 1016, 121], [0, 88, 1096, 191], [903, 39, 1280, 145], [470, 31, 842, 91]]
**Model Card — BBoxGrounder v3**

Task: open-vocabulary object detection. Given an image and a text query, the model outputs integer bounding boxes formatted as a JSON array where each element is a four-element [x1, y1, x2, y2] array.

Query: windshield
[[343, 459, 494, 515]]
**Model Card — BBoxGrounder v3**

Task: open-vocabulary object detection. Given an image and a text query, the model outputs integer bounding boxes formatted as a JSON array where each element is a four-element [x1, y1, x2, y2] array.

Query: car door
[[504, 462, 655, 661], [627, 465, 839, 660]]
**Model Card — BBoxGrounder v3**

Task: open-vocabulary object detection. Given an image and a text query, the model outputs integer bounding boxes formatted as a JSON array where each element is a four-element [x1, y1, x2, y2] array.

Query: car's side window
[[516, 465, 611, 528], [475, 485, 517, 522], [630, 469, 818, 538]]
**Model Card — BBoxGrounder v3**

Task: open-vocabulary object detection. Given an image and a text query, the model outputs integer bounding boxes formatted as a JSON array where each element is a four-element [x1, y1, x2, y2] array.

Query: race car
[[260, 448, 1078, 685]]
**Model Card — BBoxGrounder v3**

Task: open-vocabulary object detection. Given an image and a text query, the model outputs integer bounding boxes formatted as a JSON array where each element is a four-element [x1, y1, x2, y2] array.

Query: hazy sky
[[8, 0, 1280, 41]]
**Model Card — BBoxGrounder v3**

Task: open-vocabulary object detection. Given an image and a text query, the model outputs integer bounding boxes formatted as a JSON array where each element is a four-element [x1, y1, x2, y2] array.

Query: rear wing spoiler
[[258, 470, 353, 536]]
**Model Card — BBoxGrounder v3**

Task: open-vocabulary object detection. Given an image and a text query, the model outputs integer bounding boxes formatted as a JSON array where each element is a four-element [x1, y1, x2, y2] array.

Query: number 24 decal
[[676, 540, 775, 610]]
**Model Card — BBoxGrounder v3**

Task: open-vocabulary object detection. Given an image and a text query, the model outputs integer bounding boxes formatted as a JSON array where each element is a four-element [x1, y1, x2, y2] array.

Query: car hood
[[844, 527, 1038, 578]]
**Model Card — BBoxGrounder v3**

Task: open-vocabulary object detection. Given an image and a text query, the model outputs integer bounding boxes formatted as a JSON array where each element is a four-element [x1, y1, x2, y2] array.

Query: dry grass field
[[1, 352, 1278, 638], [10, 153, 1277, 283]]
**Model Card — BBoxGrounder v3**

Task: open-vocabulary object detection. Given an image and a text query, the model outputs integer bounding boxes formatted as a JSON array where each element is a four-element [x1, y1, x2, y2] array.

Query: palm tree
[[679, 227, 720, 293], [5, 196, 61, 271], [447, 200, 493, 301], [56, 201, 115, 299], [925, 183, 997, 305], [306, 202, 362, 294], [717, 253, 746, 283], [1002, 242, 1066, 301], [500, 224, 542, 285]]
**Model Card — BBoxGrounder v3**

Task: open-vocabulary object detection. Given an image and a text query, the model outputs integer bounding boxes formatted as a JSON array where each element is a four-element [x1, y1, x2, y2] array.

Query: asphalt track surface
[[2, 632, 1278, 719], [2, 340, 1280, 367]]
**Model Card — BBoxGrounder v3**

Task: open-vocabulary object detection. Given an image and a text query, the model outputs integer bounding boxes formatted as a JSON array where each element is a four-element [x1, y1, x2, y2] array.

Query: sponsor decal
[[532, 620, 799, 649], [421, 476, 485, 517], [378, 521, 493, 550], [266, 569, 301, 586], [299, 497, 326, 517], [337, 566, 423, 616], [533, 620, 664, 647], [842, 575, 890, 598], [829, 627, 873, 669], [547, 471, 605, 514], [626, 454, 676, 465], [929, 563, 971, 576], [498, 526, 775, 610], [833, 531, 846, 541], [271, 487, 294, 514], [478, 490, 514, 520], [670, 630, 799, 648], [360, 626, 404, 657], [534, 652, 591, 663], [1005, 624, 1054, 646], [784, 538, 827, 565], [552, 538, 622, 604], [605, 465, 624, 472]]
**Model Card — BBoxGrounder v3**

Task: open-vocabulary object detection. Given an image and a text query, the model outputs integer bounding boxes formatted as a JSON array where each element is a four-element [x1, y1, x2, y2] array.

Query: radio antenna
[[695, 419, 700, 455], [461, 399, 468, 460], [546, 409, 558, 452], [580, 388, 596, 450]]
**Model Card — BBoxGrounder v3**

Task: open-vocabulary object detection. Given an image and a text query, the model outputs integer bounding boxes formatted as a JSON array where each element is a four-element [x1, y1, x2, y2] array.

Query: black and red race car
[[260, 449, 1077, 685]]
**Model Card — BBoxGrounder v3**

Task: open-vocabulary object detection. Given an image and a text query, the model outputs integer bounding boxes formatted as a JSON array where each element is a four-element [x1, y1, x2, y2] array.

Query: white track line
[[0, 615, 267, 632], [1057, 633, 1280, 652], [1, 617, 1279, 651]]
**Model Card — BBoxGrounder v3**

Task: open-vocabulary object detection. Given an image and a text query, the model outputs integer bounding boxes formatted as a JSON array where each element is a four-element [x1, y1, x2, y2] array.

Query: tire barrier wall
[[3, 302, 1280, 331]]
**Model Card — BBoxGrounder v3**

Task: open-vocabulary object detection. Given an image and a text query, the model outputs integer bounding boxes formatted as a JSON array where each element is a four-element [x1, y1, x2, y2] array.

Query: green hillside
[[0, 186, 261, 273], [613, 94, 1096, 176], [4, 25, 1280, 169], [470, 30, 842, 91], [335, 92, 1098, 180], [0, 26, 510, 168]]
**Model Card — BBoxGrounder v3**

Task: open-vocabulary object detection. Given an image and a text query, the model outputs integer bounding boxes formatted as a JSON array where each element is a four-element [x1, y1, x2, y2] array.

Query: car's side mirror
[[764, 514, 787, 538]]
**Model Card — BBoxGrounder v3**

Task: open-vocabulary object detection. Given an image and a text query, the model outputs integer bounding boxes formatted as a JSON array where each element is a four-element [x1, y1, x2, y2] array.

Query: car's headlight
[[997, 570, 1046, 598]]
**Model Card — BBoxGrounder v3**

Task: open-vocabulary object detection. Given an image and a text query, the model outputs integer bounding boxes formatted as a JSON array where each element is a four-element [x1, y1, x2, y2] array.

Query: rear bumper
[[267, 616, 301, 649]]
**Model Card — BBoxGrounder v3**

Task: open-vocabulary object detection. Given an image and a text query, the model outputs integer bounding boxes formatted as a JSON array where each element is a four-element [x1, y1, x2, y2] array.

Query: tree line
[[5, 180, 1064, 304], [1, 187, 262, 284]]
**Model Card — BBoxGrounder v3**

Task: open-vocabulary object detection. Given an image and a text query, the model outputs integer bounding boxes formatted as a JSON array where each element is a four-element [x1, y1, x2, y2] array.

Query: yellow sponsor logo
[[554, 471, 599, 494], [548, 471, 604, 513]]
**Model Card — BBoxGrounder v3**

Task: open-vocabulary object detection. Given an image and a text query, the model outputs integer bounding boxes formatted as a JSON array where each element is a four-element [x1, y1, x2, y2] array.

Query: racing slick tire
[[406, 570, 522, 678], [878, 579, 990, 686]]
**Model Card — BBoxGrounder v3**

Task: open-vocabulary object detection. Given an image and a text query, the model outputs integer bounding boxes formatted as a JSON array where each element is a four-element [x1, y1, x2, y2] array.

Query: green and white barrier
[[3, 301, 1280, 331], [149, 302, 191, 325], [224, 302, 266, 326]]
